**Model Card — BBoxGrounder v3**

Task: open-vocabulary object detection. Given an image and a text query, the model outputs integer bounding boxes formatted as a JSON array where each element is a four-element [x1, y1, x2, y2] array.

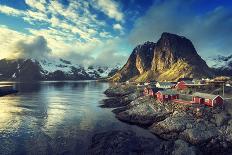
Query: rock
[[213, 112, 231, 127], [104, 85, 136, 97], [110, 32, 213, 82], [150, 112, 195, 139], [100, 98, 129, 108], [88, 130, 172, 155], [172, 139, 198, 155], [101, 84, 232, 154], [100, 91, 141, 108], [116, 98, 171, 126], [180, 121, 219, 145]]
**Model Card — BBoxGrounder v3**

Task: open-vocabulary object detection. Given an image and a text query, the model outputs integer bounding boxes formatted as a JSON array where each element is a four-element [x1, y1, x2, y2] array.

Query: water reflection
[[0, 81, 156, 154]]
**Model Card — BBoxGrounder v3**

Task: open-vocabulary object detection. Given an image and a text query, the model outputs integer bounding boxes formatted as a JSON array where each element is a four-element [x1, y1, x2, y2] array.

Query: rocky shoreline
[[90, 84, 232, 155]]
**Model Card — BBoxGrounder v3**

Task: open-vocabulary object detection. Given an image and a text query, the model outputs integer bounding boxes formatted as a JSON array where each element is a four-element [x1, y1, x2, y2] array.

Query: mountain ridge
[[110, 32, 214, 82], [0, 58, 121, 81]]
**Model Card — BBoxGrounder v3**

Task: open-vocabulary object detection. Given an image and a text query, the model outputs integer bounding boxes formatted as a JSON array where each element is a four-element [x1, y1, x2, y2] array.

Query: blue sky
[[0, 0, 231, 66]]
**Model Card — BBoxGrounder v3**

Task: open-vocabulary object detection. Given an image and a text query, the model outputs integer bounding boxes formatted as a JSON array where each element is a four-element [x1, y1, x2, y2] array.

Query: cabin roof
[[192, 92, 222, 100], [182, 80, 194, 84], [156, 82, 174, 86], [150, 87, 163, 92], [158, 90, 178, 95]]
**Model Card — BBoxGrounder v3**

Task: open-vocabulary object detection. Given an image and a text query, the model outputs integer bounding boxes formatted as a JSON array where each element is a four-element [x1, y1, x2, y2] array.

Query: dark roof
[[192, 92, 222, 100], [150, 88, 163, 93], [182, 80, 194, 84], [177, 78, 193, 82]]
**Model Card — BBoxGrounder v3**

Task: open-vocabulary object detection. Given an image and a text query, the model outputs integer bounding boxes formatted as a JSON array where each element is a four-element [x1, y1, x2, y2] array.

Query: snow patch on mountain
[[207, 55, 232, 69], [36, 58, 121, 78], [86, 64, 121, 78]]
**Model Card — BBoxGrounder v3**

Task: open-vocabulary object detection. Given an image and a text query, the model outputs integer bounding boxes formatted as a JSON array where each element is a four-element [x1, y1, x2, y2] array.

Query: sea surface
[[0, 81, 157, 154]]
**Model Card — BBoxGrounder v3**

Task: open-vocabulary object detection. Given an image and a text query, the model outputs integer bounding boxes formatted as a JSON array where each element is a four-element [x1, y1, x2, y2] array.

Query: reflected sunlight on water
[[0, 81, 157, 154]]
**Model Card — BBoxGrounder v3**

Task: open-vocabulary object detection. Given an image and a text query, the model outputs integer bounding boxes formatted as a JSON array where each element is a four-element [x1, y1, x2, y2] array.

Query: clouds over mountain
[[129, 0, 232, 59], [0, 0, 129, 66], [13, 36, 51, 59], [0, 0, 231, 66]]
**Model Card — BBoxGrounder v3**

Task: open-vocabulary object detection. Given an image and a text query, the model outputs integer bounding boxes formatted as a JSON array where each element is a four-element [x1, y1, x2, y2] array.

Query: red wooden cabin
[[156, 90, 179, 102], [144, 87, 162, 97], [192, 92, 224, 107], [175, 80, 194, 90]]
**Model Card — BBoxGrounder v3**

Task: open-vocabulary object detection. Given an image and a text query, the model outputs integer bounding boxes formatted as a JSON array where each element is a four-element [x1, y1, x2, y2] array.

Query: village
[[126, 77, 232, 108], [101, 77, 232, 154]]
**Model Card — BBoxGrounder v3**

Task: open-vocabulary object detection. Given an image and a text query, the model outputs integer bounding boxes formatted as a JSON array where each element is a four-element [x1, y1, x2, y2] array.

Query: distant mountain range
[[208, 54, 232, 77], [110, 32, 216, 82], [0, 58, 121, 81], [1, 32, 231, 82]]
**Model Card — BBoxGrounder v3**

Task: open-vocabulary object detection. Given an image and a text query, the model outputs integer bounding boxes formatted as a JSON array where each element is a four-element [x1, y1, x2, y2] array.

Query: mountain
[[208, 55, 232, 76], [109, 41, 155, 82], [0, 58, 120, 81], [110, 32, 214, 82]]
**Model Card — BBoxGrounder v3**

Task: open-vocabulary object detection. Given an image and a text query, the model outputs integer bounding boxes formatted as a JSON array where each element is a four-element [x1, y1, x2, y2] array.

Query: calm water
[[0, 81, 157, 155]]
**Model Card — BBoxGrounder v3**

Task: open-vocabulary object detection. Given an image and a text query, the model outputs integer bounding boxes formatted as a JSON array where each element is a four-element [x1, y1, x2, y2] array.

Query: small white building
[[156, 82, 175, 89]]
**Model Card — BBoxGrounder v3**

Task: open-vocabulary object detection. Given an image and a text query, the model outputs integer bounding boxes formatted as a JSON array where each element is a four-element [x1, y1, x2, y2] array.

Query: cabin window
[[205, 99, 209, 102]]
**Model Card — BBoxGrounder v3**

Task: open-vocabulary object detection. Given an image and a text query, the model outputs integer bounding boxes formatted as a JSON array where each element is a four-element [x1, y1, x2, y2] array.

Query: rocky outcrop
[[88, 130, 173, 155], [116, 97, 172, 126], [110, 32, 214, 82], [102, 84, 232, 154]]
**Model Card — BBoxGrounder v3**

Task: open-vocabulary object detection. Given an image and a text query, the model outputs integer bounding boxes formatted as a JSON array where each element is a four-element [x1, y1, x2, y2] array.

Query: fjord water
[[0, 81, 156, 154]]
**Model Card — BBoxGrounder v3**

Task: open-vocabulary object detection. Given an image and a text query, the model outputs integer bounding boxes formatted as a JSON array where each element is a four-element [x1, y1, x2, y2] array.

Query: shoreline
[[98, 83, 232, 154]]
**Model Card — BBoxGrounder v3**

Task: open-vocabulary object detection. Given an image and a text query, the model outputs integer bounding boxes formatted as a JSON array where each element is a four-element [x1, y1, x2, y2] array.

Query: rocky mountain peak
[[110, 41, 156, 82], [110, 32, 214, 82]]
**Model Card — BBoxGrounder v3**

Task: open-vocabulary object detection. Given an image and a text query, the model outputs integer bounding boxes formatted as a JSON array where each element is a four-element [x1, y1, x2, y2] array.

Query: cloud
[[25, 0, 46, 12], [12, 36, 51, 59], [129, 0, 232, 59], [0, 25, 27, 59], [113, 23, 123, 31], [93, 0, 124, 22], [93, 50, 127, 66], [0, 5, 24, 16], [0, 1, 127, 66]]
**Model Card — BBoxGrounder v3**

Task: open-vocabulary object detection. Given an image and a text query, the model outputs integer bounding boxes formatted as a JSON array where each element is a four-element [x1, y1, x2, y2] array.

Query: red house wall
[[212, 96, 224, 106], [148, 89, 154, 96], [156, 92, 179, 102], [204, 99, 212, 106], [176, 81, 188, 90], [192, 95, 223, 107], [144, 88, 150, 96], [193, 97, 204, 104], [156, 92, 162, 101]]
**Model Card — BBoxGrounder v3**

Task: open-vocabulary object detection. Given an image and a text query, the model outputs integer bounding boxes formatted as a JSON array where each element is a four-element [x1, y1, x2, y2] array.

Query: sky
[[0, 0, 231, 66]]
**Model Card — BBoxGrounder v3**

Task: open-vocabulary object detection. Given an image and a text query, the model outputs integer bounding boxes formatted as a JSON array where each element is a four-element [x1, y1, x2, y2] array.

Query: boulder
[[116, 98, 171, 126], [150, 112, 195, 139], [88, 130, 172, 155], [213, 112, 231, 127], [172, 139, 198, 155], [180, 121, 219, 145]]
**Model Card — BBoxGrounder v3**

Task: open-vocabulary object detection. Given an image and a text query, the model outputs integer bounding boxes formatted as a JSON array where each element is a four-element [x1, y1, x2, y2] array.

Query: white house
[[156, 82, 175, 89]]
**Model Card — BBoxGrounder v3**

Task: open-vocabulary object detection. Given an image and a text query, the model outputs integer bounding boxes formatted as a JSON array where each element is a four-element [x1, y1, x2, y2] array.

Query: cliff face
[[111, 32, 214, 82], [110, 41, 155, 82]]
